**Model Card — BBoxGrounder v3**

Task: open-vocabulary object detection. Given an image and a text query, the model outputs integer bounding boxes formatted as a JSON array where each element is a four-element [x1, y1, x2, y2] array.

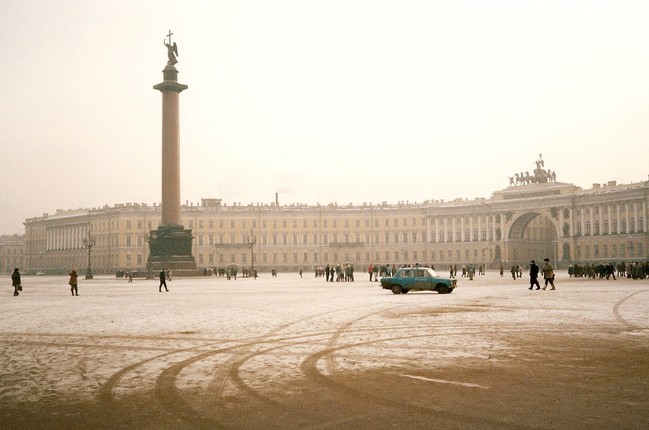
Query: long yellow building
[[20, 175, 648, 276]]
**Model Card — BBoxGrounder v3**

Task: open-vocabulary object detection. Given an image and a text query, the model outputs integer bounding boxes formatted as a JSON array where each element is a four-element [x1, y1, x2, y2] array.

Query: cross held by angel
[[164, 30, 178, 66]]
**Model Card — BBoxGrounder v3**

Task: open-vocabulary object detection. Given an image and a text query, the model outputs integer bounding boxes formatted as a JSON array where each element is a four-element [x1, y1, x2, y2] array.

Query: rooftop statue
[[164, 29, 178, 66], [508, 154, 557, 186]]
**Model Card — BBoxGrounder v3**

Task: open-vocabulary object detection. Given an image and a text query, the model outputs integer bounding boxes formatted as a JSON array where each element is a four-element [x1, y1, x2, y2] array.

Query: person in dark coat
[[11, 268, 21, 296], [529, 260, 541, 290], [159, 269, 169, 292], [69, 268, 79, 296]]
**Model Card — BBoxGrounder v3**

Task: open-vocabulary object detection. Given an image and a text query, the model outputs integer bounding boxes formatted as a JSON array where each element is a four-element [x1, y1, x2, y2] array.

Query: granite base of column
[[147, 224, 200, 276]]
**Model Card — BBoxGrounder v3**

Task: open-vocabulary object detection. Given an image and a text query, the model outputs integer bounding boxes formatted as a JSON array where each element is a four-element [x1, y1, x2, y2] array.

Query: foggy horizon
[[2, 1, 649, 235]]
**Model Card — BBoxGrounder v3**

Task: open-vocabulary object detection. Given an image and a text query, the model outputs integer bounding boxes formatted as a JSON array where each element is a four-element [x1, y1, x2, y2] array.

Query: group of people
[[567, 262, 649, 280], [528, 259, 556, 290], [323, 264, 355, 282]]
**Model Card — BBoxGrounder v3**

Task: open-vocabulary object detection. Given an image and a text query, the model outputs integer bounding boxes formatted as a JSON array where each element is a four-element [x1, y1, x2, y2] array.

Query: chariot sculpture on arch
[[164, 29, 178, 66], [508, 154, 557, 186]]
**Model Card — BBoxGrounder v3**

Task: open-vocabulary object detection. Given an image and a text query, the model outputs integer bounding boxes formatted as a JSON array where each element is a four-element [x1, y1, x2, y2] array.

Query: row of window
[[125, 217, 432, 231], [575, 218, 644, 235], [120, 216, 504, 231]]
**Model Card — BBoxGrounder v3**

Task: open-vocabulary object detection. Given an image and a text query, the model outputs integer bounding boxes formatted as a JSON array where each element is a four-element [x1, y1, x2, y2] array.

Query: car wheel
[[391, 285, 403, 294], [436, 284, 449, 294]]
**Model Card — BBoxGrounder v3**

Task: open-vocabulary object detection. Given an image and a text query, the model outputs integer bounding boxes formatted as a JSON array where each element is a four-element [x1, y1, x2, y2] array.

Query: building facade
[[0, 234, 25, 275], [20, 178, 648, 275]]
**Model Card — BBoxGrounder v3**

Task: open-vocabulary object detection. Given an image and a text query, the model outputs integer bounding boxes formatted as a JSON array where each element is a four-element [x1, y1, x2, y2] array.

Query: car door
[[414, 269, 430, 291]]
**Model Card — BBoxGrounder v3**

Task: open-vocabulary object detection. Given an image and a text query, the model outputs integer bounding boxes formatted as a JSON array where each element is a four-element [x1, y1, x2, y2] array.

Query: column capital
[[153, 65, 188, 93], [153, 81, 188, 93]]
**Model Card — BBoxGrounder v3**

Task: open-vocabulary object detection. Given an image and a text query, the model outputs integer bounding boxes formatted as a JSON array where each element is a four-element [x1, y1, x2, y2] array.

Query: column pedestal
[[147, 224, 197, 272]]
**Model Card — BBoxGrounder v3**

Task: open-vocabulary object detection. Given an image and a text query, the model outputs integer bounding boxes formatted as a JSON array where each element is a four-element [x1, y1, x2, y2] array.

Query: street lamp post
[[83, 233, 96, 280], [246, 231, 257, 278]]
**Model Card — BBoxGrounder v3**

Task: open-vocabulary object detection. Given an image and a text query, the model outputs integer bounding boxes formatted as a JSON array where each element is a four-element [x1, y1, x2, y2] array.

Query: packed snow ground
[[1, 271, 648, 429]]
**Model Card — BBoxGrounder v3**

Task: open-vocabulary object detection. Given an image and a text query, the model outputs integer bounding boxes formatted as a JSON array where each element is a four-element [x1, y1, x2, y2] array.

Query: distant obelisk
[[147, 30, 196, 273]]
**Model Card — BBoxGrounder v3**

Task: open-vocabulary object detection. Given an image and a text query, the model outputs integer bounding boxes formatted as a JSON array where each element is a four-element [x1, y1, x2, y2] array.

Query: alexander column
[[147, 30, 196, 273]]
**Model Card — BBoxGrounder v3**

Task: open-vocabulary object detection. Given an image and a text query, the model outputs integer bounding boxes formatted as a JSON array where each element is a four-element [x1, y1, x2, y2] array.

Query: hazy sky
[[2, 1, 649, 235]]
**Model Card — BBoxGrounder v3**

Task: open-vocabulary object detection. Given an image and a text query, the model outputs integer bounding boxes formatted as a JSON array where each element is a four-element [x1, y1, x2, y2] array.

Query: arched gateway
[[504, 211, 560, 267]]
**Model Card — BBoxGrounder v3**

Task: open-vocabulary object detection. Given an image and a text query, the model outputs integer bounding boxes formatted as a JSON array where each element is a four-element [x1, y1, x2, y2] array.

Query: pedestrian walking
[[159, 269, 169, 292], [69, 268, 79, 296], [541, 258, 556, 290], [11, 268, 21, 296], [529, 260, 541, 290]]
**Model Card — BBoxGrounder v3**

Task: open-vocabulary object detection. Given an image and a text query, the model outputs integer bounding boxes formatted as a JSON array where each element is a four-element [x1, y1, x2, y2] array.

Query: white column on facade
[[625, 203, 630, 233], [491, 214, 496, 241], [468, 216, 473, 241], [452, 217, 456, 242], [477, 215, 482, 241], [435, 218, 439, 243], [460, 215, 467, 242], [616, 204, 621, 234], [643, 201, 647, 232], [633, 201, 638, 233], [444, 218, 448, 242], [426, 217, 431, 242], [569, 209, 574, 236], [598, 205, 603, 236], [606, 205, 611, 234], [589, 206, 594, 236], [580, 208, 585, 236]]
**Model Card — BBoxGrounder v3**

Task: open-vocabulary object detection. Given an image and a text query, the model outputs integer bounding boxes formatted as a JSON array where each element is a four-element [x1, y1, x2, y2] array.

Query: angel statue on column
[[164, 31, 178, 66]]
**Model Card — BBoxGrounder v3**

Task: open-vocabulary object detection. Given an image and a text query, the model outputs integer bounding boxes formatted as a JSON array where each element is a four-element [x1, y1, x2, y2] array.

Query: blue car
[[380, 267, 457, 294]]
